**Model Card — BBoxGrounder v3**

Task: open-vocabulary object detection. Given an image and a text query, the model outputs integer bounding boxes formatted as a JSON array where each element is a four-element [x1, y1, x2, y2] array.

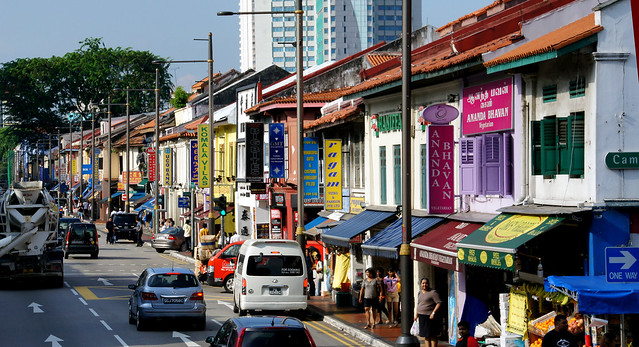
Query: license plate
[[269, 288, 282, 295], [163, 298, 185, 304], [71, 241, 84, 244]]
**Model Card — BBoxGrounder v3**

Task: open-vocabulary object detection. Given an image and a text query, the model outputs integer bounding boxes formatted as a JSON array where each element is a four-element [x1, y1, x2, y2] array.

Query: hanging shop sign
[[462, 77, 513, 135], [303, 137, 320, 202], [122, 171, 142, 185], [269, 123, 285, 178], [198, 124, 210, 188], [605, 152, 639, 169], [163, 148, 172, 187], [246, 123, 264, 182], [428, 125, 454, 214], [507, 292, 528, 335], [146, 147, 156, 181], [190, 140, 198, 185], [324, 139, 342, 210], [421, 104, 459, 124]]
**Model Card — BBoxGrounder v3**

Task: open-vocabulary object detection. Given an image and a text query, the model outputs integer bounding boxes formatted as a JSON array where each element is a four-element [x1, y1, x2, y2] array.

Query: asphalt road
[[0, 235, 369, 347]]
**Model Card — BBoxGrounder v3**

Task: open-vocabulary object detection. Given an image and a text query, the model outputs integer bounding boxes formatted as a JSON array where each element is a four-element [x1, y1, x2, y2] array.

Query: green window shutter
[[557, 118, 570, 174], [531, 121, 542, 175], [380, 146, 387, 204], [569, 76, 586, 98], [542, 85, 557, 103], [421, 144, 427, 209], [567, 112, 585, 176], [393, 145, 401, 205], [540, 116, 558, 175]]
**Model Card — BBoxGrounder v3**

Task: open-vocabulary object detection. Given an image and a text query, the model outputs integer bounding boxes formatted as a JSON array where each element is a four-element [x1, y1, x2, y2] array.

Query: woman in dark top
[[415, 278, 443, 347], [359, 268, 381, 329]]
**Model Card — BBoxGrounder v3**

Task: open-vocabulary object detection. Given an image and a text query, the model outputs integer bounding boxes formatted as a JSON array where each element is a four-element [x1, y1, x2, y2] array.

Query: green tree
[[169, 86, 192, 109], [0, 37, 174, 147]]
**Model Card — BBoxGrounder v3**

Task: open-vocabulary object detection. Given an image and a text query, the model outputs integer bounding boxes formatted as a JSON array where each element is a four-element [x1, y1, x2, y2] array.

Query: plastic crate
[[529, 311, 556, 336]]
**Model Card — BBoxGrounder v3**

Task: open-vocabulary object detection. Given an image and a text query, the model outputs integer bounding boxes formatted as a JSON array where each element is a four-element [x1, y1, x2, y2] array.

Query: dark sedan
[[151, 227, 186, 253]]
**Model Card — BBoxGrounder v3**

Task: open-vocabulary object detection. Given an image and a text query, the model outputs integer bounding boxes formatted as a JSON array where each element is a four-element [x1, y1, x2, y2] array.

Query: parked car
[[57, 217, 80, 246], [205, 316, 316, 347], [151, 227, 186, 253], [113, 213, 138, 241], [63, 222, 99, 259], [205, 241, 245, 292], [233, 240, 308, 316], [128, 267, 206, 331]]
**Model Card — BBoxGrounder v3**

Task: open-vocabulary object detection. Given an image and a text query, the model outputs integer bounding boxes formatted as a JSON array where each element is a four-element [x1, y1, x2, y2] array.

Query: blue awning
[[111, 191, 124, 198], [305, 216, 327, 230], [321, 209, 396, 247], [134, 198, 155, 212], [129, 192, 147, 204], [361, 216, 443, 259], [545, 275, 639, 314]]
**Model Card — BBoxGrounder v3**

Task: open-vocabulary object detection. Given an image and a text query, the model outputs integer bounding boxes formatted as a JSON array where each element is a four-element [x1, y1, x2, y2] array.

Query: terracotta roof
[[192, 73, 222, 90], [245, 88, 350, 114], [138, 108, 174, 130], [437, 0, 508, 33], [346, 34, 515, 96], [184, 115, 209, 130], [367, 53, 400, 67], [160, 131, 197, 142], [484, 13, 602, 68], [304, 103, 363, 130]]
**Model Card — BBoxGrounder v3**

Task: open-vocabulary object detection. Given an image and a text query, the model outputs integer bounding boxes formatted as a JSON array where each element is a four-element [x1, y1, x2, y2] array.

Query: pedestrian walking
[[106, 217, 115, 245], [359, 268, 382, 329], [541, 315, 577, 347], [314, 253, 323, 296], [135, 217, 144, 247], [376, 267, 390, 324], [415, 277, 443, 347], [384, 268, 401, 327], [183, 220, 192, 251]]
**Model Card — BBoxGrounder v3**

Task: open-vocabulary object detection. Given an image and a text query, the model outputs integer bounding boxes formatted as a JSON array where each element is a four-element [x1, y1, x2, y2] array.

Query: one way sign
[[606, 247, 639, 283]]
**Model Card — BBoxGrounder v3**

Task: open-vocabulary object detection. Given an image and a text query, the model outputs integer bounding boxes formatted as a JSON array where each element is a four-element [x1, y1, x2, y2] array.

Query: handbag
[[410, 320, 420, 336]]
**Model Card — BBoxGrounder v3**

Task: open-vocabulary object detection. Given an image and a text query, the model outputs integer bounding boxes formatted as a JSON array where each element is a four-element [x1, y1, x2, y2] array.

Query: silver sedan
[[151, 227, 186, 253], [128, 267, 206, 331]]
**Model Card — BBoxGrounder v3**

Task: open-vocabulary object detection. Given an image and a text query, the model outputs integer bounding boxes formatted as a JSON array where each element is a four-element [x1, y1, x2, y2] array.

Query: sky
[[0, 0, 494, 91]]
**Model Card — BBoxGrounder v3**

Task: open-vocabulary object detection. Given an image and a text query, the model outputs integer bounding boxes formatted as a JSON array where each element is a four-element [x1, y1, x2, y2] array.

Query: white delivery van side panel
[[233, 240, 307, 313]]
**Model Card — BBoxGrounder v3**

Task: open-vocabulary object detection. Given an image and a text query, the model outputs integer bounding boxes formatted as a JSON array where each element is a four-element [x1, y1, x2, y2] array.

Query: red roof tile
[[184, 115, 209, 130], [245, 88, 350, 114], [367, 53, 400, 67], [484, 13, 602, 68], [304, 103, 363, 130]]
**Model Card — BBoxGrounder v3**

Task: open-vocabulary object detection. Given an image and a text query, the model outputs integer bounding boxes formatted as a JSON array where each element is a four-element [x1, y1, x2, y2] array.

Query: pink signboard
[[428, 125, 454, 214], [462, 77, 513, 135]]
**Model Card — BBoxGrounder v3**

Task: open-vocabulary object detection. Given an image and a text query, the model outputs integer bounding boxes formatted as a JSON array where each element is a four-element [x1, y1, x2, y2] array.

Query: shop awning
[[362, 216, 443, 259], [305, 218, 341, 236], [137, 178, 149, 187], [321, 209, 397, 247], [456, 213, 565, 271], [134, 198, 155, 212], [129, 192, 148, 204], [305, 216, 327, 230], [545, 275, 639, 314], [111, 191, 124, 198], [411, 221, 483, 271]]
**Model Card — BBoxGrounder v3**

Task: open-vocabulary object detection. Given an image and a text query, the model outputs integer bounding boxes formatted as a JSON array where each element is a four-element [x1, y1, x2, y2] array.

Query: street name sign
[[605, 247, 639, 282]]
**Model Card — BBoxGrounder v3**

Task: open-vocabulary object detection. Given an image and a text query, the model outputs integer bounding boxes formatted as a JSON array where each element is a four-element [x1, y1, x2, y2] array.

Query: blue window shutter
[[503, 133, 513, 196], [459, 137, 479, 195], [482, 133, 504, 196]]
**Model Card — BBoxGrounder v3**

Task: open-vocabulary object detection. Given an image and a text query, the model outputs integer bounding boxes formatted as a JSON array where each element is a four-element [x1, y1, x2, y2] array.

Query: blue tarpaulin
[[361, 216, 443, 259], [305, 216, 327, 230], [545, 275, 639, 314], [321, 209, 396, 247], [134, 198, 155, 212]]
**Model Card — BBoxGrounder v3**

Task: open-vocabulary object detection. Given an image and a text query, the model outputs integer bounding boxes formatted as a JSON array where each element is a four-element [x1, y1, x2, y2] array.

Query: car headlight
[[207, 266, 214, 274]]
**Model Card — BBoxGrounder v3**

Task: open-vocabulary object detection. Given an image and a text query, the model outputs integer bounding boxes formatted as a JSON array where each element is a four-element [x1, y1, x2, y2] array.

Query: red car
[[205, 241, 245, 292], [205, 316, 316, 347]]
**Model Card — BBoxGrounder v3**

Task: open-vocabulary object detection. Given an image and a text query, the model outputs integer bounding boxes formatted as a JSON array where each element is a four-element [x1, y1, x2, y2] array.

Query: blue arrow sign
[[606, 247, 639, 282]]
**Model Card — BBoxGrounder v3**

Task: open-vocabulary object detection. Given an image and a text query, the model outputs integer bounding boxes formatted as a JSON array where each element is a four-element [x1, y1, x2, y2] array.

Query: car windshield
[[241, 330, 312, 347], [69, 225, 96, 241], [59, 219, 80, 231], [148, 273, 198, 288], [113, 214, 137, 224], [246, 255, 303, 276], [160, 227, 180, 235]]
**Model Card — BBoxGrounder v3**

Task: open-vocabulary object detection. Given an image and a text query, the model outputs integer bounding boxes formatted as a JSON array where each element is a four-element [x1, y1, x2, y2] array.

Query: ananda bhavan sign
[[428, 125, 454, 214], [462, 77, 513, 136]]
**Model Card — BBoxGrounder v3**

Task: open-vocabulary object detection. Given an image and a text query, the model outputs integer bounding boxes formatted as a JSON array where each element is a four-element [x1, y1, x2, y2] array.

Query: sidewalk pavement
[[90, 220, 428, 347]]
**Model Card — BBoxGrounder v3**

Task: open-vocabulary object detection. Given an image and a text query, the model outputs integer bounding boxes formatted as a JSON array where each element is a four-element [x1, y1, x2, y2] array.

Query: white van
[[232, 239, 308, 315]]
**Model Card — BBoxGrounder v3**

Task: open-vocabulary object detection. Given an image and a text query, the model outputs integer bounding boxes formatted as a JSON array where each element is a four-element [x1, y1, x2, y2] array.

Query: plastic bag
[[410, 320, 420, 336]]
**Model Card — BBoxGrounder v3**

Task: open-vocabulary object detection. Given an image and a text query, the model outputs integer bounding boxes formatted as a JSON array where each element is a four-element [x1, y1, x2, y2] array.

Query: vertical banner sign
[[147, 147, 156, 181], [303, 137, 319, 201], [198, 124, 210, 188], [93, 148, 100, 182], [72, 158, 77, 177], [324, 139, 342, 210], [163, 148, 172, 187], [190, 140, 199, 185], [269, 123, 285, 178], [246, 123, 264, 182], [462, 77, 513, 135], [507, 292, 528, 335], [428, 125, 454, 214]]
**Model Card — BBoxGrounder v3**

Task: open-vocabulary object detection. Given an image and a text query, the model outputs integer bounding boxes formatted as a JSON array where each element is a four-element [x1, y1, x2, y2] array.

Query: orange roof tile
[[437, 0, 511, 33], [184, 115, 209, 130], [304, 104, 363, 130], [245, 88, 350, 114], [367, 53, 400, 67], [484, 13, 602, 68], [160, 131, 197, 142]]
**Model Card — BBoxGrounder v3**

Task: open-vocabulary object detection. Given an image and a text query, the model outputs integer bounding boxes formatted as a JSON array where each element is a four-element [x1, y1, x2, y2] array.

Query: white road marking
[[71, 289, 79, 296], [78, 297, 88, 305], [114, 335, 128, 347], [100, 320, 113, 331], [89, 308, 99, 317], [210, 318, 223, 326]]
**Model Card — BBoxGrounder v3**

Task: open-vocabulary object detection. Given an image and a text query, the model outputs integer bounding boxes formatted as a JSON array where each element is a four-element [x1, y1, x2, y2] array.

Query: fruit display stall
[[545, 275, 639, 347]]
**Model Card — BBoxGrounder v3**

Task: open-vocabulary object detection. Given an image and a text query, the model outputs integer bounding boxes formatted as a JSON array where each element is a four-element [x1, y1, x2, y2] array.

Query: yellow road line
[[305, 320, 360, 346], [158, 254, 189, 264], [75, 286, 131, 300]]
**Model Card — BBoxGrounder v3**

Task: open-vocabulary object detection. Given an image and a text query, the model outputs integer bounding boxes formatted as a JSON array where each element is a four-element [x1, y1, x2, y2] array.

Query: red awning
[[410, 221, 482, 271]]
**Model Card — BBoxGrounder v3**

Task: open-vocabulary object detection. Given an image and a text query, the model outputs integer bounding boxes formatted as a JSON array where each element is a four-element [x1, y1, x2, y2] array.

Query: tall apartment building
[[238, 0, 422, 72]]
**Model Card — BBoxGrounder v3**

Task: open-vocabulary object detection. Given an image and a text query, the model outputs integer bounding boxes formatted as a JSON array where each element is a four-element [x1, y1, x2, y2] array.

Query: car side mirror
[[128, 284, 136, 290], [205, 336, 214, 344]]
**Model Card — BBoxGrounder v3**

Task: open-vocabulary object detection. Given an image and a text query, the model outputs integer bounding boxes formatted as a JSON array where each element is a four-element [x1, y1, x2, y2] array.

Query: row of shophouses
[[56, 0, 638, 342]]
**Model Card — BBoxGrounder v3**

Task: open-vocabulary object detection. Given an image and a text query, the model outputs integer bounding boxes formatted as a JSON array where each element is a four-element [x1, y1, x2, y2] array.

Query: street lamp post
[[218, 1, 306, 250], [153, 33, 215, 247]]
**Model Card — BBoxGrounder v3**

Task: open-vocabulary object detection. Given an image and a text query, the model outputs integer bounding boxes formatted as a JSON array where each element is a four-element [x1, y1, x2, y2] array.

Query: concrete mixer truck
[[0, 181, 63, 287]]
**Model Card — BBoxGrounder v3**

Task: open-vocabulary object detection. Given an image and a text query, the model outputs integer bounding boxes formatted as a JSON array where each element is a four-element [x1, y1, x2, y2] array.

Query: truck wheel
[[223, 276, 234, 293], [53, 276, 64, 288], [156, 249, 165, 253]]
